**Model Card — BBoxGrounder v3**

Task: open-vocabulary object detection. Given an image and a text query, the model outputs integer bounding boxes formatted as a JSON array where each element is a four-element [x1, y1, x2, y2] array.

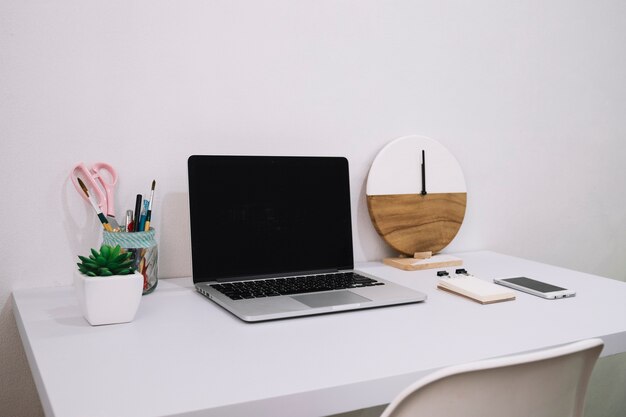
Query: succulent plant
[[77, 245, 135, 277]]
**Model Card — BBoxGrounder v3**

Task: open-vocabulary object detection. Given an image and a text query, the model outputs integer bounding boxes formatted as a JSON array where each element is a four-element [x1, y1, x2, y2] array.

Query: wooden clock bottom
[[366, 192, 467, 255]]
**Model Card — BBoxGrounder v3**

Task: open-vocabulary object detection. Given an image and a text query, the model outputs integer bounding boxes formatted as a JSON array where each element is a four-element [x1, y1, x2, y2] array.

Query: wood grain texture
[[367, 192, 467, 255], [383, 256, 462, 271]]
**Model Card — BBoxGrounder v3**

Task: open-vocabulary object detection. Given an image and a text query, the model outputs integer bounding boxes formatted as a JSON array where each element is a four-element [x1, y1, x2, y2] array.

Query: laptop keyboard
[[210, 272, 384, 300]]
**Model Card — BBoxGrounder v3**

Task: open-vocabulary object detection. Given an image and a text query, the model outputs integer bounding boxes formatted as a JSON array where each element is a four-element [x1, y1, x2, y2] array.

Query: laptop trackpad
[[292, 291, 371, 308]]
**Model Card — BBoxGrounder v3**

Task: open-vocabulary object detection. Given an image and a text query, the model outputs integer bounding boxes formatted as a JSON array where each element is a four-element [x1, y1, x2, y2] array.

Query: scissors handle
[[70, 163, 105, 209], [91, 162, 118, 217], [71, 162, 117, 217]]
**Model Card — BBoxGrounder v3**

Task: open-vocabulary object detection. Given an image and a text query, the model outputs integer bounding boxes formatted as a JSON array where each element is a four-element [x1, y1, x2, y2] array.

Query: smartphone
[[493, 277, 576, 299]]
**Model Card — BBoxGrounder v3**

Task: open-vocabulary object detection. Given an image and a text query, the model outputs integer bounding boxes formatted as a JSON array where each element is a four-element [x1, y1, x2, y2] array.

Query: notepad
[[438, 276, 516, 304]]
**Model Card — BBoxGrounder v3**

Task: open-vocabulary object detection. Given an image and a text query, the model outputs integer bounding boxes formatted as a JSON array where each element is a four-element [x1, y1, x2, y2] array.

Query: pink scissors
[[71, 162, 119, 227]]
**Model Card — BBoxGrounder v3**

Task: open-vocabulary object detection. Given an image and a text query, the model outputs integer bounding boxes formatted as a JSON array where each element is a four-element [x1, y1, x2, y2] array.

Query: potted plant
[[74, 244, 143, 326]]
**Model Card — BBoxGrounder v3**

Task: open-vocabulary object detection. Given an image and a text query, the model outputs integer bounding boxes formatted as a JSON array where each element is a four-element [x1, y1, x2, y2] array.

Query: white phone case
[[493, 277, 576, 299]]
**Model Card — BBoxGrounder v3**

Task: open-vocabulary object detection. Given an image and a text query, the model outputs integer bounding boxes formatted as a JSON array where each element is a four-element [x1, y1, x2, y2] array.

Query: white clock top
[[367, 135, 466, 196]]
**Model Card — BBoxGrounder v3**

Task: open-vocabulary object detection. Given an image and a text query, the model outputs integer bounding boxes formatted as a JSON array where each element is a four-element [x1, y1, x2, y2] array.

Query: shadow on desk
[[328, 405, 387, 417]]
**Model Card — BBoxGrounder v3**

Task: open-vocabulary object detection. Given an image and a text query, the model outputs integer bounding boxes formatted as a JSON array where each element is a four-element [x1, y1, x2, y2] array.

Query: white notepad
[[438, 275, 516, 304]]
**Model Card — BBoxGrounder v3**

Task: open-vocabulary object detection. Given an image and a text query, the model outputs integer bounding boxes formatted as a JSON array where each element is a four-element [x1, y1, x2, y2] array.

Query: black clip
[[437, 270, 449, 277], [455, 268, 468, 275]]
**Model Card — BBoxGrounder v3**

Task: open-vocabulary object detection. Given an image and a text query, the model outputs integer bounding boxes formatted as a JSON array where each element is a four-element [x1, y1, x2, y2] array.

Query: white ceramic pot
[[74, 271, 143, 326]]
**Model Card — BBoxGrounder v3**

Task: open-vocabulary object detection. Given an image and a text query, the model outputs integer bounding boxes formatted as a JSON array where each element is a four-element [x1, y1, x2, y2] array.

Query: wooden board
[[383, 254, 463, 271], [366, 135, 467, 255]]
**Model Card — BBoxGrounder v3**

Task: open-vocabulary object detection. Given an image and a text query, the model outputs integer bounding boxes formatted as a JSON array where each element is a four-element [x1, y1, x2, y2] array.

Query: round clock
[[366, 135, 467, 255]]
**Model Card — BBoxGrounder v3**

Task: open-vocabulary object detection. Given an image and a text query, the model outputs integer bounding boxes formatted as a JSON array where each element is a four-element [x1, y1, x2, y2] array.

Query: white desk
[[13, 251, 626, 417]]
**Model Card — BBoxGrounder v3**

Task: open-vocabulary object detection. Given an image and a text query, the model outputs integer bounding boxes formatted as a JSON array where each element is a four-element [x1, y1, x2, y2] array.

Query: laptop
[[188, 155, 427, 322]]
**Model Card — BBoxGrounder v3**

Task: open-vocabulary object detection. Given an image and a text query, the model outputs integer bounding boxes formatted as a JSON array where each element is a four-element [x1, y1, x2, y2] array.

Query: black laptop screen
[[188, 155, 355, 282]]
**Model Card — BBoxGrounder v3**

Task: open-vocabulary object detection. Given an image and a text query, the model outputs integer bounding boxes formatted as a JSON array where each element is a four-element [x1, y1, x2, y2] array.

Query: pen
[[138, 199, 148, 232], [144, 180, 156, 231], [133, 194, 142, 233], [77, 177, 114, 232]]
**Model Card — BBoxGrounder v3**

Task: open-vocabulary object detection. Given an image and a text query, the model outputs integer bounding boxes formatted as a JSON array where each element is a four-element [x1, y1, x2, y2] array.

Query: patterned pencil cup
[[103, 229, 158, 294]]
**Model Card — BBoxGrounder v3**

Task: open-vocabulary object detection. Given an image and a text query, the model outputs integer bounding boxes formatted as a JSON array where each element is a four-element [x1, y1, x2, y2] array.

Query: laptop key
[[210, 272, 383, 299]]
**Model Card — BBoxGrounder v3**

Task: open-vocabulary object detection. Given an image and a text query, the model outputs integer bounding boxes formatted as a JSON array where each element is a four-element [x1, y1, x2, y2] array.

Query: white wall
[[1, 1, 625, 416]]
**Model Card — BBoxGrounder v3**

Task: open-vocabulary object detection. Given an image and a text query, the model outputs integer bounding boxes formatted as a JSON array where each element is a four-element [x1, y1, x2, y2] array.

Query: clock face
[[366, 135, 467, 255]]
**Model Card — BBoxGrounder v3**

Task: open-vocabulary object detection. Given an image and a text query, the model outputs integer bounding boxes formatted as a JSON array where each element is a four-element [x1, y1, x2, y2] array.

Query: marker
[[144, 180, 155, 231], [77, 177, 114, 232], [133, 194, 142, 233]]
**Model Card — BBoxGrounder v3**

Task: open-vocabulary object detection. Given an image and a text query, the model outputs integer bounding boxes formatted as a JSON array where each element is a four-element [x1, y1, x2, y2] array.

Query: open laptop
[[188, 155, 427, 322]]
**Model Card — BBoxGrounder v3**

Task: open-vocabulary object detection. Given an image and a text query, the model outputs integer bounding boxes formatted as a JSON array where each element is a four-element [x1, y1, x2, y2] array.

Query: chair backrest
[[380, 338, 603, 417]]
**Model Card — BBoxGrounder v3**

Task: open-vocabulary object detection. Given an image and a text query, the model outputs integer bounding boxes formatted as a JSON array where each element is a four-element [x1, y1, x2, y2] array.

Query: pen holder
[[103, 228, 158, 295]]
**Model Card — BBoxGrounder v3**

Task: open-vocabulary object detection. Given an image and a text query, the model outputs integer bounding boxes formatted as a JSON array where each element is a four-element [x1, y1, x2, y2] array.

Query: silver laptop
[[188, 155, 426, 322]]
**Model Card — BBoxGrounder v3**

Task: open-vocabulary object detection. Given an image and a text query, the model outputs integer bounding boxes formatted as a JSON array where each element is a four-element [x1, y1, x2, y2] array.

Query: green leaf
[[90, 248, 100, 259], [83, 261, 99, 269], [98, 267, 113, 276], [100, 245, 111, 260], [110, 245, 121, 260], [113, 265, 136, 274], [96, 256, 107, 266], [111, 253, 131, 264], [117, 260, 133, 269], [85, 271, 97, 277]]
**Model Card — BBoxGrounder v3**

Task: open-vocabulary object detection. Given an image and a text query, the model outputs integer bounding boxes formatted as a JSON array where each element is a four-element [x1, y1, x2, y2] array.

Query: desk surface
[[13, 251, 626, 417]]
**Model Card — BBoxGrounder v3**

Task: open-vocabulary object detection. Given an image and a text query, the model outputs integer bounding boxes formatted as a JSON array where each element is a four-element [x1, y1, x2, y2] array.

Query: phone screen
[[502, 277, 566, 293]]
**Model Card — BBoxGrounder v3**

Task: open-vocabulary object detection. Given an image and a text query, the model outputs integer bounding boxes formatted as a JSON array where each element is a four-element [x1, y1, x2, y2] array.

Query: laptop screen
[[188, 155, 355, 283]]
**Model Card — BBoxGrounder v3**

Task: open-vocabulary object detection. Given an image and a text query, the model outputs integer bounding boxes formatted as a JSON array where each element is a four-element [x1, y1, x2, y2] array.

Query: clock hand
[[421, 149, 427, 195]]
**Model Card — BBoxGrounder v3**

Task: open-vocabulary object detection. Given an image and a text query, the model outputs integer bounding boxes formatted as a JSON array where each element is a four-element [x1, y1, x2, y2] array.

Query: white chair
[[380, 338, 603, 417]]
